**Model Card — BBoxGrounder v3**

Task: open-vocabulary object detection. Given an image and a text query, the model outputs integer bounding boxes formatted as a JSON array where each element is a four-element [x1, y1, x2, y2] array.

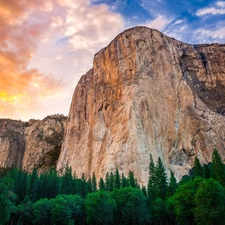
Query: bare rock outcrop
[[0, 119, 25, 168], [0, 115, 67, 173], [57, 26, 225, 185]]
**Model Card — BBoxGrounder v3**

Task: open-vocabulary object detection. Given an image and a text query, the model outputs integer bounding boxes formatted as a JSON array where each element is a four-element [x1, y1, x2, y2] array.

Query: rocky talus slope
[[57, 26, 225, 185], [0, 115, 66, 173]]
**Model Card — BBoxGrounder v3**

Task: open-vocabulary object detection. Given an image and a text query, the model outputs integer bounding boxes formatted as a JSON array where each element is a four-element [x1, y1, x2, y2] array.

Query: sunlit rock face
[[0, 115, 67, 173], [57, 26, 225, 185]]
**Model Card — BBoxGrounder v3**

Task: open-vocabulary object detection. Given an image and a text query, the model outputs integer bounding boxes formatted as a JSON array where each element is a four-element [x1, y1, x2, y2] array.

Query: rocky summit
[[57, 26, 225, 185], [0, 115, 66, 174]]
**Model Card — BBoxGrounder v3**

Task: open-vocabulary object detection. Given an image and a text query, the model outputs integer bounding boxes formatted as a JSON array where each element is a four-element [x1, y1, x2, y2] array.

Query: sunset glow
[[0, 0, 124, 121], [0, 0, 224, 121]]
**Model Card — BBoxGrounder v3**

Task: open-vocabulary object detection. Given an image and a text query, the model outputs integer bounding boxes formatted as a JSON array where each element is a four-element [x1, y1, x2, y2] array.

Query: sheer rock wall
[[57, 26, 225, 185]]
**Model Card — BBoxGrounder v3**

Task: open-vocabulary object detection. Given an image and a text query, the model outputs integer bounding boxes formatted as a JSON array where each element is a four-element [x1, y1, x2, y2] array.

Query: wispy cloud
[[144, 15, 173, 31], [196, 27, 225, 40], [173, 19, 184, 26], [65, 4, 123, 52], [196, 1, 225, 16]]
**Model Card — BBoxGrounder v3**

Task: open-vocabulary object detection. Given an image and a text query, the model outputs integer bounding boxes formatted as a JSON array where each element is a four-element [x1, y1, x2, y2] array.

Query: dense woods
[[1, 150, 225, 225]]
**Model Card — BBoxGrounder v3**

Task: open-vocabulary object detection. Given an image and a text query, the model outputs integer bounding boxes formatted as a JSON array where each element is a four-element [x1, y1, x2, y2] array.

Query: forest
[[1, 150, 225, 225]]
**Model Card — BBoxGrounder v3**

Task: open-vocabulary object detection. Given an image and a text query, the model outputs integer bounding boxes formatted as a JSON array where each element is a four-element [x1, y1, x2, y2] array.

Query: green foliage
[[91, 172, 97, 192], [51, 194, 84, 225], [33, 198, 54, 225], [193, 157, 204, 178], [121, 173, 129, 188], [47, 168, 60, 198], [155, 157, 167, 200], [61, 166, 73, 195], [17, 196, 34, 225], [28, 168, 38, 202], [105, 172, 111, 192], [85, 191, 115, 225], [171, 177, 203, 225], [0, 193, 11, 225], [152, 197, 167, 225], [2, 150, 225, 225], [211, 150, 225, 186], [0, 177, 17, 225], [194, 178, 225, 225], [148, 154, 168, 218], [114, 168, 121, 189], [128, 171, 138, 188], [99, 177, 105, 191], [51, 195, 72, 225], [167, 170, 177, 197], [148, 154, 157, 205], [76, 173, 88, 198], [111, 187, 150, 225], [109, 172, 114, 191]]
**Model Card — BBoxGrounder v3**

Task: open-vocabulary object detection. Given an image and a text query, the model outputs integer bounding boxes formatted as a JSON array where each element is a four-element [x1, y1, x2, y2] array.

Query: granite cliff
[[0, 115, 66, 173], [57, 26, 225, 185]]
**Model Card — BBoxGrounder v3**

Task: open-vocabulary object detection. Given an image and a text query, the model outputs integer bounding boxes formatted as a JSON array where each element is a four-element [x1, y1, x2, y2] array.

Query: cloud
[[196, 27, 225, 40], [144, 15, 173, 31], [196, 1, 225, 16], [0, 0, 124, 121], [0, 1, 65, 120], [173, 19, 183, 25], [64, 4, 124, 52]]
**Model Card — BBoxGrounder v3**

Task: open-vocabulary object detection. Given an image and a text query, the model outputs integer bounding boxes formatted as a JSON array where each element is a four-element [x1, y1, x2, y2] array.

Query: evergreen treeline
[[1, 150, 225, 225]]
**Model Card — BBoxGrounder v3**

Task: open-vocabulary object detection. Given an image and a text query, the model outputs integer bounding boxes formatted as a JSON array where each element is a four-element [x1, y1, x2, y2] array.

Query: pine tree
[[121, 173, 129, 188], [109, 172, 114, 192], [105, 172, 111, 192], [141, 186, 147, 196], [193, 157, 203, 177], [61, 166, 73, 194], [76, 173, 88, 198], [148, 154, 157, 203], [99, 178, 105, 191], [28, 168, 38, 202], [211, 150, 225, 186], [167, 170, 177, 197], [148, 154, 168, 216], [155, 157, 167, 200], [203, 163, 211, 179], [37, 173, 47, 199], [91, 172, 97, 192], [87, 178, 92, 193], [114, 168, 121, 189], [17, 169, 28, 202], [128, 171, 138, 188], [47, 168, 60, 198]]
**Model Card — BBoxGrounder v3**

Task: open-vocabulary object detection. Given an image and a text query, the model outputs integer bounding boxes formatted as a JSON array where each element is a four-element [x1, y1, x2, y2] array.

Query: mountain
[[57, 26, 225, 185], [0, 115, 66, 173]]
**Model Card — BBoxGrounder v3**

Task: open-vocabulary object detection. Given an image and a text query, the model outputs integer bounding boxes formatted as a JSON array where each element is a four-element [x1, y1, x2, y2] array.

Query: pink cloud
[[0, 0, 124, 120], [0, 0, 65, 120]]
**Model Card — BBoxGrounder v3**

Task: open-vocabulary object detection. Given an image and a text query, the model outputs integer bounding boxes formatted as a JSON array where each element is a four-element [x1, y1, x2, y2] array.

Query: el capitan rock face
[[0, 115, 67, 173], [57, 26, 225, 185]]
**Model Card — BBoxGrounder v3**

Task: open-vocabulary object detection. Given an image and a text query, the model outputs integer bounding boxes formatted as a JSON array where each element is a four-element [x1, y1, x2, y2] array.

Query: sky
[[0, 0, 225, 121]]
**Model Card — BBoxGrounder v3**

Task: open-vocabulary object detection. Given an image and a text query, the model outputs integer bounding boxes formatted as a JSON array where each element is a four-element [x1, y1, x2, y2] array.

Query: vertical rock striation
[[0, 115, 67, 173], [57, 26, 225, 185], [0, 119, 25, 168]]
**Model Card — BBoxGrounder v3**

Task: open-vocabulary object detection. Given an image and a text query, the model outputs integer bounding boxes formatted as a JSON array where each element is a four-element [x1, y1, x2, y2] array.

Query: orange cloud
[[0, 0, 65, 121], [0, 0, 124, 120]]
